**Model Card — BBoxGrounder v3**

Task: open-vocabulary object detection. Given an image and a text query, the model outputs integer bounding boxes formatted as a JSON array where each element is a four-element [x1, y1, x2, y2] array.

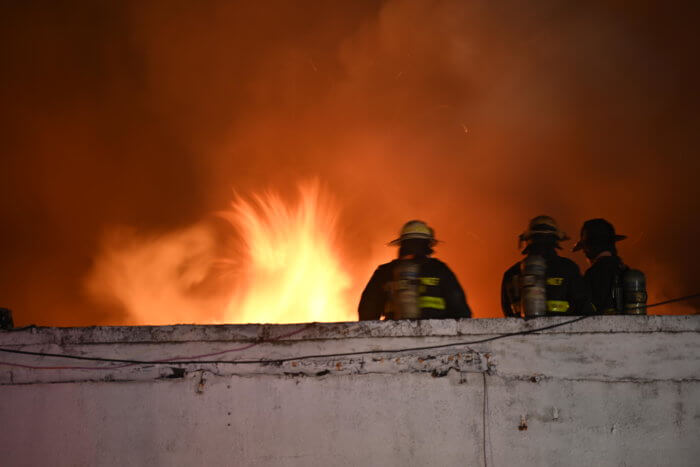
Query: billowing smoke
[[1, 0, 698, 325]]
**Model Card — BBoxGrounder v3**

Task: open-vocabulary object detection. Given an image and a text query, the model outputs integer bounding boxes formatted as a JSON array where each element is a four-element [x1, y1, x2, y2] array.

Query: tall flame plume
[[86, 181, 355, 324], [221, 182, 353, 323]]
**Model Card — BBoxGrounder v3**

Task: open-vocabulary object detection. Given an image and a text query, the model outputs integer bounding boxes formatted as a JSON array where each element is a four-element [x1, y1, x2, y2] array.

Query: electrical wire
[[0, 324, 313, 371], [0, 316, 588, 370], [643, 293, 700, 309], [0, 292, 697, 371]]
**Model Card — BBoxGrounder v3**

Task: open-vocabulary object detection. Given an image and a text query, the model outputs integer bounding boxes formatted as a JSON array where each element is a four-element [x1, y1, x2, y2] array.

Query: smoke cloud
[[1, 0, 698, 325]]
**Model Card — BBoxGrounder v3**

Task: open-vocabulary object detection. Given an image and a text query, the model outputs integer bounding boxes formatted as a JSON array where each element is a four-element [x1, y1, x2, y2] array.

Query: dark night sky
[[1, 1, 699, 326]]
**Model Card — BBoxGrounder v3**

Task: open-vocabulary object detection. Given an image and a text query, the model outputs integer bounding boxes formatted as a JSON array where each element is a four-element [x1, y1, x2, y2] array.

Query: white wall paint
[[0, 316, 698, 466]]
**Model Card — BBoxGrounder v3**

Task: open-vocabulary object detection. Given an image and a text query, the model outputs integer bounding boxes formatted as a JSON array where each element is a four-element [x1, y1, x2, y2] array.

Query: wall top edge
[[0, 315, 698, 346]]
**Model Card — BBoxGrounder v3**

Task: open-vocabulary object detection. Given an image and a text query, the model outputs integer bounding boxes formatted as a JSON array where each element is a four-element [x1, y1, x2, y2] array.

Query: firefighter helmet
[[389, 220, 437, 246], [573, 218, 627, 252], [519, 215, 569, 243]]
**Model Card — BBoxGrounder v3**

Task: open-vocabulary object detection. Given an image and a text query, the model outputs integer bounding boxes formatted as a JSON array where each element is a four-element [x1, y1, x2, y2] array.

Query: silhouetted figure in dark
[[502, 216, 593, 317], [573, 219, 630, 314], [0, 308, 13, 330], [359, 220, 471, 320]]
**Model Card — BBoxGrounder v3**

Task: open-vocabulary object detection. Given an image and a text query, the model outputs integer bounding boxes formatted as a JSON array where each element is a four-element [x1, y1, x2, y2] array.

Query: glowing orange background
[[1, 1, 698, 326]]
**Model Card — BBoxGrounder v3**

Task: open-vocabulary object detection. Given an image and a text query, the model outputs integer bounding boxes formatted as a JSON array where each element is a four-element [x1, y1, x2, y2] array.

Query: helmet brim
[[520, 229, 569, 242], [573, 234, 627, 252], [388, 233, 438, 246]]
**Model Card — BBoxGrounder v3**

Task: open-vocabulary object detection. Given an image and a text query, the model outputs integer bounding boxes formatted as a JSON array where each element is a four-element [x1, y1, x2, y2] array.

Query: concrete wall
[[0, 315, 698, 467]]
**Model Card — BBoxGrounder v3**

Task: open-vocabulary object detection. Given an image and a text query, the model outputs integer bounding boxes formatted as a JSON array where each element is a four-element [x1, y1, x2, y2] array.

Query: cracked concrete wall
[[0, 316, 698, 466]]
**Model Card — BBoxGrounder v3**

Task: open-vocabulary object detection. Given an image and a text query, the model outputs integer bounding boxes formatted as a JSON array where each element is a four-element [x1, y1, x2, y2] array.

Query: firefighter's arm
[[442, 266, 472, 318], [589, 265, 617, 313], [501, 272, 513, 317], [568, 265, 595, 315], [358, 268, 386, 321]]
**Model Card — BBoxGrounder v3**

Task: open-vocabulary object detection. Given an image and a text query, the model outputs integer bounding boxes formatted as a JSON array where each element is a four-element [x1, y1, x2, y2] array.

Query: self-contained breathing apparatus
[[507, 254, 548, 318], [384, 220, 438, 320], [612, 265, 647, 314], [574, 218, 647, 314], [509, 216, 569, 318], [386, 260, 422, 319], [520, 255, 548, 317]]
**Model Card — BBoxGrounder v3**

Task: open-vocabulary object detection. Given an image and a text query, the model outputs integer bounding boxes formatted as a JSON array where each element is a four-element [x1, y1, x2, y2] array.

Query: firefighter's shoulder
[[425, 257, 446, 266], [550, 256, 583, 274], [372, 260, 397, 278], [376, 260, 395, 269], [423, 257, 454, 272], [503, 261, 521, 278]]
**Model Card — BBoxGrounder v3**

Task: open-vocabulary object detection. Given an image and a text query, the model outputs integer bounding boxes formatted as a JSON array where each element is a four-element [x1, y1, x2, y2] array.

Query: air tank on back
[[623, 269, 647, 314], [390, 260, 421, 319], [520, 255, 547, 318]]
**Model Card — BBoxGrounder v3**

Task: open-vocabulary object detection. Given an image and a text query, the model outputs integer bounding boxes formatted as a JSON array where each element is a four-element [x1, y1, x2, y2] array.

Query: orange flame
[[85, 181, 355, 325], [221, 182, 353, 324]]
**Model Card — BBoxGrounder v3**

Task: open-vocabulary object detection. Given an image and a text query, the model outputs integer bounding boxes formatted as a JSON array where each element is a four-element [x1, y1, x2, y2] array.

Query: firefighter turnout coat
[[501, 251, 594, 317], [584, 255, 624, 314], [358, 257, 472, 320]]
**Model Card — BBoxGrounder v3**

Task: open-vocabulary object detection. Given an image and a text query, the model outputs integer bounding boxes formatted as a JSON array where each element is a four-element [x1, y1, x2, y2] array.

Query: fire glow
[[86, 182, 355, 325], [221, 183, 353, 324]]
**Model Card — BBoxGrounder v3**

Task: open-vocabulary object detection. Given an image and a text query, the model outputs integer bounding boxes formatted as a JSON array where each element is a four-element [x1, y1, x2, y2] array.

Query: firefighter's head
[[573, 218, 626, 260], [519, 215, 569, 253], [389, 220, 437, 258]]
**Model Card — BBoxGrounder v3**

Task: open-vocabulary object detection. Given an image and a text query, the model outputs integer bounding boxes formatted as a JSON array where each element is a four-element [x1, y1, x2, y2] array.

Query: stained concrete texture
[[0, 315, 698, 466]]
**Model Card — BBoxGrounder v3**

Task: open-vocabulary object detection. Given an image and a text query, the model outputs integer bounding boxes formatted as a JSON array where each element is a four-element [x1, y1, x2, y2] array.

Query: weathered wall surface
[[0, 315, 698, 467]]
